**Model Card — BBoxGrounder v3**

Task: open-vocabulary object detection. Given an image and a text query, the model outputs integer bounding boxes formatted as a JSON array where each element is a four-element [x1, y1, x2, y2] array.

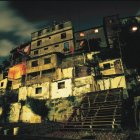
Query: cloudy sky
[[0, 1, 140, 63]]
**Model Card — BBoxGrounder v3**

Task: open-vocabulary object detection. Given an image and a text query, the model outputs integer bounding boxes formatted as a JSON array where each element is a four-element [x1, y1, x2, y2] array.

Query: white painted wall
[[51, 79, 72, 99]]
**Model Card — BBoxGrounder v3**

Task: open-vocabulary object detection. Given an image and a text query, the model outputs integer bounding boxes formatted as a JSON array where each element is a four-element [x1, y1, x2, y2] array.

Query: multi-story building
[[30, 21, 74, 57], [8, 42, 31, 90]]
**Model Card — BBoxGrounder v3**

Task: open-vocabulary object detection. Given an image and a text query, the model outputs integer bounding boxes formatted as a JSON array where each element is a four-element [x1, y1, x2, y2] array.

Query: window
[[42, 68, 55, 75], [1, 82, 4, 87], [28, 72, 40, 80], [58, 24, 64, 29], [64, 42, 69, 52], [32, 60, 38, 67], [103, 63, 111, 70], [35, 87, 42, 94], [38, 30, 42, 36], [61, 33, 66, 39], [44, 47, 48, 50], [44, 58, 51, 64], [34, 50, 38, 55], [37, 40, 42, 46], [48, 36, 51, 39], [58, 82, 65, 89], [52, 26, 55, 31], [55, 44, 59, 47]]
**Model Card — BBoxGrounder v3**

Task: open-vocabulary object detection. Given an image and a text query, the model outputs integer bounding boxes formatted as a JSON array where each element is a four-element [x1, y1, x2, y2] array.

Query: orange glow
[[8, 62, 26, 79], [80, 32, 85, 37]]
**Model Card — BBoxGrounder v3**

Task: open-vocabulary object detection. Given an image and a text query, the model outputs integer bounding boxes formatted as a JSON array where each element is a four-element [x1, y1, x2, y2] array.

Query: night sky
[[0, 1, 140, 63]]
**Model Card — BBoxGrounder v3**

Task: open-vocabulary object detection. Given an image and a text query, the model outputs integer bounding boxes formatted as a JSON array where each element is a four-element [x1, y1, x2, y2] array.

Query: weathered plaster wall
[[99, 59, 124, 75], [73, 76, 97, 96], [27, 82, 50, 99], [19, 87, 28, 101], [97, 76, 126, 90], [19, 82, 50, 100]]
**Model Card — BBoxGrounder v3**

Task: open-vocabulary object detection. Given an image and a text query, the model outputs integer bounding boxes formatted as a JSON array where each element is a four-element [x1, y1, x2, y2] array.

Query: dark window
[[44, 58, 51, 64], [44, 47, 48, 50], [34, 50, 38, 55], [52, 26, 55, 31], [37, 40, 42, 46], [1, 82, 4, 87], [48, 36, 51, 39], [58, 82, 65, 89], [42, 68, 55, 75], [64, 42, 69, 52], [103, 63, 111, 70], [55, 44, 59, 47], [61, 33, 66, 39], [36, 87, 42, 94], [28, 72, 40, 79], [32, 60, 38, 67], [58, 24, 64, 29], [38, 30, 42, 36], [89, 38, 101, 51]]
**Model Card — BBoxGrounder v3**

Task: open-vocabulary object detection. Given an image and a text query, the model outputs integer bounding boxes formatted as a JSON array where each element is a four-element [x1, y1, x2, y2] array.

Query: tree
[[26, 97, 50, 122]]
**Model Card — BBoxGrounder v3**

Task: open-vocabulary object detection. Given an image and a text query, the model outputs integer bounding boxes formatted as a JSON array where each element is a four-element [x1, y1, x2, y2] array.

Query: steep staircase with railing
[[62, 88, 124, 131]]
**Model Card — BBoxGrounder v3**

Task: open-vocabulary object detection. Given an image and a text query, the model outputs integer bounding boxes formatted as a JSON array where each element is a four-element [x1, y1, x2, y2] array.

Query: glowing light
[[94, 29, 99, 33], [80, 32, 85, 37], [131, 26, 138, 32]]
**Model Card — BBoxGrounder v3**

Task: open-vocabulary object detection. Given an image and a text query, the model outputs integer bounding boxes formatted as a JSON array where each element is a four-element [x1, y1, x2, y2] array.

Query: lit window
[[80, 32, 85, 37], [32, 60, 38, 67], [58, 82, 65, 89], [36, 87, 42, 94], [34, 50, 38, 55], [94, 29, 99, 33], [131, 26, 138, 32], [37, 40, 42, 46], [61, 33, 66, 39], [44, 58, 51, 64], [1, 82, 4, 87]]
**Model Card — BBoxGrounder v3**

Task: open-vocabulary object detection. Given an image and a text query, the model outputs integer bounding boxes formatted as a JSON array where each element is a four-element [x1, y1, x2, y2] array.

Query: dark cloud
[[0, 1, 140, 63]]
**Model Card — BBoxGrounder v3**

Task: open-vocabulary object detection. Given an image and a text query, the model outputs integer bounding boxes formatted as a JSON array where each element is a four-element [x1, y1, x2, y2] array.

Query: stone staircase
[[62, 88, 123, 131]]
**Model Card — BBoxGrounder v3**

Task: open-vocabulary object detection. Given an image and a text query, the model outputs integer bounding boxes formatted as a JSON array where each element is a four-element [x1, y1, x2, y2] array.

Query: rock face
[[8, 103, 41, 123], [0, 107, 2, 115], [9, 103, 21, 122], [20, 106, 41, 123]]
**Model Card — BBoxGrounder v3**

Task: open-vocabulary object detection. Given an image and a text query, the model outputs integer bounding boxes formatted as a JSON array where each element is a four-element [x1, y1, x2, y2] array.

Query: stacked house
[[0, 18, 129, 101]]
